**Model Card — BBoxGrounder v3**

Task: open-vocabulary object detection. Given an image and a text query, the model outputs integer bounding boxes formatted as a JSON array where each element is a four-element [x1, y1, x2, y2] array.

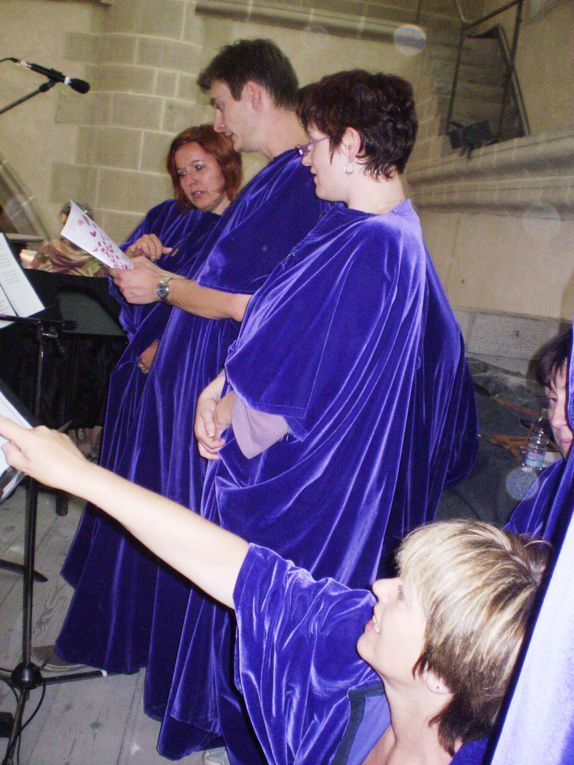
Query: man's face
[[209, 80, 257, 153], [546, 365, 572, 458]]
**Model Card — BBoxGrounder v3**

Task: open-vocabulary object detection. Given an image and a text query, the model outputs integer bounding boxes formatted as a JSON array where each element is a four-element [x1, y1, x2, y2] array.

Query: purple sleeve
[[231, 395, 289, 458], [233, 545, 375, 765]]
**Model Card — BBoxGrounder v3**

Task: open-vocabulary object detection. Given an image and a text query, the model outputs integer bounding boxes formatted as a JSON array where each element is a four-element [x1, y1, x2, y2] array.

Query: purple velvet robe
[[235, 544, 488, 764], [505, 458, 565, 541], [491, 336, 574, 765], [55, 151, 326, 756], [161, 202, 477, 762], [60, 200, 219, 587]]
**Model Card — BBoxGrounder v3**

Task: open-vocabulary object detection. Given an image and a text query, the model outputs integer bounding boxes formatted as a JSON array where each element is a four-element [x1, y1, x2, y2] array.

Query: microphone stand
[[0, 79, 57, 117], [0, 315, 104, 765]]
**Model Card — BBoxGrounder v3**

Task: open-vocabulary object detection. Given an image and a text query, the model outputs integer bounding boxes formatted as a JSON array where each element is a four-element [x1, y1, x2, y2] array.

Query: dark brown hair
[[166, 125, 242, 210], [535, 328, 571, 389], [197, 39, 299, 109], [298, 69, 417, 179]]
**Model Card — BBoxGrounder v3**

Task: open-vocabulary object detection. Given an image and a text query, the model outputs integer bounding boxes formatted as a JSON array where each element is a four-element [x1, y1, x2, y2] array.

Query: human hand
[[0, 417, 91, 494], [194, 374, 232, 460], [125, 234, 172, 261], [110, 256, 167, 304], [137, 339, 159, 374]]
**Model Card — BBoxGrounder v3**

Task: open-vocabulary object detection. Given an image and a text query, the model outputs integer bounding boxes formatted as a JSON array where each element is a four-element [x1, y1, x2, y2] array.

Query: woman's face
[[546, 365, 572, 458], [175, 142, 229, 215], [357, 577, 427, 688], [300, 126, 349, 203]]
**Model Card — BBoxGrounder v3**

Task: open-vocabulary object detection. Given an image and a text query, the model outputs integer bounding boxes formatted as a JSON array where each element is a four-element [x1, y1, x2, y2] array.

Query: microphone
[[10, 58, 90, 94]]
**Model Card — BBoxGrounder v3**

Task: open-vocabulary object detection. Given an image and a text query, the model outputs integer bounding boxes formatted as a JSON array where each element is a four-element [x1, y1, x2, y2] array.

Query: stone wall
[[2, 0, 419, 241]]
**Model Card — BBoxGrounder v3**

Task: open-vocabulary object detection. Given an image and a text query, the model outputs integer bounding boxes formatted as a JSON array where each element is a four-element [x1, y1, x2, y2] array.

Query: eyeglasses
[[296, 136, 328, 157]]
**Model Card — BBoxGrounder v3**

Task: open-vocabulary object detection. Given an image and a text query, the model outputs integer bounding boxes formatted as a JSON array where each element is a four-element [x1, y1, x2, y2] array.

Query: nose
[[372, 578, 397, 601], [301, 151, 312, 168], [213, 111, 225, 133]]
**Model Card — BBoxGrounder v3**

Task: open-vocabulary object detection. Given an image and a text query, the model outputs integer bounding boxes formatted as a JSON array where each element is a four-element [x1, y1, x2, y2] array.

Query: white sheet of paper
[[0, 390, 32, 501], [60, 201, 133, 270], [0, 235, 44, 329]]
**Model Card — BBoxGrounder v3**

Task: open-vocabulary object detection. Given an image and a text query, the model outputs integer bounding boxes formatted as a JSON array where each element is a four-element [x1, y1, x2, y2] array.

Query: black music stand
[[0, 314, 104, 765]]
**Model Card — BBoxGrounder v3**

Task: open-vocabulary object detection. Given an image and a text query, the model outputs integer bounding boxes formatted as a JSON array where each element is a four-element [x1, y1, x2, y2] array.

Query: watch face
[[157, 279, 170, 301]]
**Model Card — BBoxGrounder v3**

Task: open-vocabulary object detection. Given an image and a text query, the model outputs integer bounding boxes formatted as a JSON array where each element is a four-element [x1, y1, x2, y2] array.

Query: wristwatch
[[156, 276, 172, 304]]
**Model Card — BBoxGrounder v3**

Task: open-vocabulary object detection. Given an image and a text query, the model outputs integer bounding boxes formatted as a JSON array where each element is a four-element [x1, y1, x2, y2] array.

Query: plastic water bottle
[[522, 414, 549, 472]]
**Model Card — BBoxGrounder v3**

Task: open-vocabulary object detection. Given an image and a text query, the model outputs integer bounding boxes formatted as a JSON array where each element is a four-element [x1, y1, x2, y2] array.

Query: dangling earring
[[344, 163, 354, 176]]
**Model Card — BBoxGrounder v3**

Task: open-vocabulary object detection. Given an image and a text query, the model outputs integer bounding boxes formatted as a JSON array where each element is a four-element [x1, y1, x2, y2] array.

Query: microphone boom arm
[[0, 78, 57, 117]]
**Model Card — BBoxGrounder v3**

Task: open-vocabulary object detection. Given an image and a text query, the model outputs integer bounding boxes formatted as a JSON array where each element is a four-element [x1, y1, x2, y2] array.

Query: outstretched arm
[[0, 418, 247, 608], [110, 257, 251, 321]]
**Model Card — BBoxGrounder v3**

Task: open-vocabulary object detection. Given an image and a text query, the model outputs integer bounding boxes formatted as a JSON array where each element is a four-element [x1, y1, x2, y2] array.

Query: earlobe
[[423, 671, 450, 696], [342, 127, 361, 163], [243, 81, 262, 110]]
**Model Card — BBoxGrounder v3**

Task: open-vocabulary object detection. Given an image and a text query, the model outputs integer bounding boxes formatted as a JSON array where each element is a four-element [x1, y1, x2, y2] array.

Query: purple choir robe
[[491, 454, 574, 764], [60, 200, 219, 586], [235, 544, 488, 765], [55, 151, 326, 757], [505, 457, 565, 541], [162, 202, 477, 762], [491, 331, 574, 765]]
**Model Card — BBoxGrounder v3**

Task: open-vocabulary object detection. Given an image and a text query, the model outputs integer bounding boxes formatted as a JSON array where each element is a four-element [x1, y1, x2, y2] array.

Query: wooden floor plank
[[0, 488, 216, 764]]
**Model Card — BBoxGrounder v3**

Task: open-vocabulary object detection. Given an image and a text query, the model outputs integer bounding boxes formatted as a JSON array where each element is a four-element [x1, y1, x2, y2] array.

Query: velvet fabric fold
[[234, 544, 488, 764], [491, 328, 574, 763], [491, 453, 574, 764], [56, 151, 326, 758], [58, 200, 220, 651], [505, 458, 565, 540], [162, 202, 477, 762]]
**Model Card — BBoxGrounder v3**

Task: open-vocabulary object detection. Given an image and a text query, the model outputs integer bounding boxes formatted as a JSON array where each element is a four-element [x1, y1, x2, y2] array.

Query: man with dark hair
[[197, 38, 300, 110], [55, 38, 327, 765], [507, 327, 572, 540]]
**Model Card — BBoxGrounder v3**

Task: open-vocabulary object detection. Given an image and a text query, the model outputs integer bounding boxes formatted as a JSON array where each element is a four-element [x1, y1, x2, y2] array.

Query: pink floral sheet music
[[60, 201, 133, 270]]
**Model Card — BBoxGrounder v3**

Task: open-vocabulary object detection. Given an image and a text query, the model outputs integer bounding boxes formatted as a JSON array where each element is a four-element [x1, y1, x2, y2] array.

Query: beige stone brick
[[76, 126, 142, 169], [102, 34, 138, 64], [103, 0, 143, 33], [162, 99, 205, 133], [177, 74, 202, 101], [183, 8, 234, 48], [141, 0, 186, 39], [156, 71, 177, 98], [141, 131, 174, 174], [93, 64, 155, 94], [105, 0, 185, 38], [138, 38, 201, 73], [97, 167, 171, 212], [99, 209, 144, 243], [65, 32, 101, 63], [111, 93, 163, 129], [55, 91, 112, 126], [50, 162, 99, 206]]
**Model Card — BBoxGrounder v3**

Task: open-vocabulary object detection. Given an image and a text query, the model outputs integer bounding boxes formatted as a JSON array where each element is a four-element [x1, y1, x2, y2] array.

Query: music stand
[[0, 314, 104, 765]]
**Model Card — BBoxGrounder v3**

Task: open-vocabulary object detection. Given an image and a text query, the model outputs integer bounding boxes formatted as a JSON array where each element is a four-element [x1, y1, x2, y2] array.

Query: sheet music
[[60, 201, 133, 270], [0, 234, 44, 329], [0, 389, 32, 502]]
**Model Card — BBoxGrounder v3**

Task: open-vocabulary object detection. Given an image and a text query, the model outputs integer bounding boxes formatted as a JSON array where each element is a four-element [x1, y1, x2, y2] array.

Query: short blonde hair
[[397, 520, 549, 754]]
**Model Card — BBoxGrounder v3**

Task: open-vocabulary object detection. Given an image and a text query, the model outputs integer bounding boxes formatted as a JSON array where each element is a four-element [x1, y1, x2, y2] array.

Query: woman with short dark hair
[[507, 327, 573, 541]]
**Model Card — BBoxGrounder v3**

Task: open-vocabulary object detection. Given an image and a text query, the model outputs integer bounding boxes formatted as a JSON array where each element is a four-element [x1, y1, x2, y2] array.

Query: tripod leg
[[1, 689, 27, 765], [0, 561, 48, 583]]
